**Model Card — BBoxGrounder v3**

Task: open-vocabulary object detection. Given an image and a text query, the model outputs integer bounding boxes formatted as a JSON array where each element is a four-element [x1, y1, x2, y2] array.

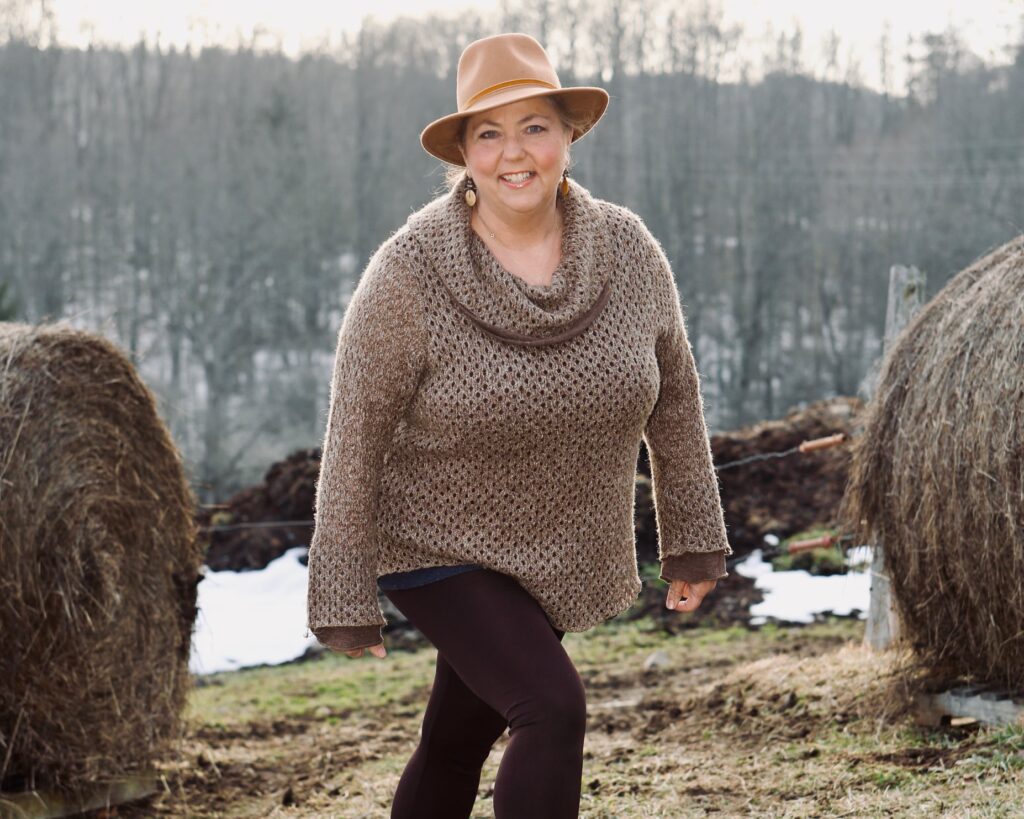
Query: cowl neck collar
[[406, 175, 611, 346]]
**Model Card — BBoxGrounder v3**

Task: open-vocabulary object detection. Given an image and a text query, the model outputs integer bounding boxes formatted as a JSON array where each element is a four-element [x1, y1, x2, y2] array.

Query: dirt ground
[[103, 610, 1022, 819]]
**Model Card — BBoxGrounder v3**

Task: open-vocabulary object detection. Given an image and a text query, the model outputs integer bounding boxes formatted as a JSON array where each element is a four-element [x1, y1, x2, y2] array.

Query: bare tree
[[2, 3, 1021, 493]]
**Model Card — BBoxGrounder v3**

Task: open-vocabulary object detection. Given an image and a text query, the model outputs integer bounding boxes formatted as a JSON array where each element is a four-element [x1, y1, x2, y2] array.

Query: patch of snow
[[189, 546, 316, 675], [734, 546, 871, 626], [188, 543, 874, 673]]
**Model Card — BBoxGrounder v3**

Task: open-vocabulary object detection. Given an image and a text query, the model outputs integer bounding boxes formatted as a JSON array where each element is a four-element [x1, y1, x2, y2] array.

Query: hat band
[[463, 78, 559, 110]]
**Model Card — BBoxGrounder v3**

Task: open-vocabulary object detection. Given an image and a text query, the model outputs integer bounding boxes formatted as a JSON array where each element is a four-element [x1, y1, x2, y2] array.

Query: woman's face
[[461, 97, 572, 219]]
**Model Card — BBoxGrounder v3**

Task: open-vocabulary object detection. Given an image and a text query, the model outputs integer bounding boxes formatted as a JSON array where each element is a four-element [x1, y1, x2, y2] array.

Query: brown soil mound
[[709, 395, 861, 555], [197, 448, 319, 571]]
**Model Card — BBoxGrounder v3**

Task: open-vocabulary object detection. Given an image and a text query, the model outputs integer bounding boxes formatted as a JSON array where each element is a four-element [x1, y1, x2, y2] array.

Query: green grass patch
[[638, 561, 663, 584], [960, 725, 1024, 773], [187, 644, 437, 728]]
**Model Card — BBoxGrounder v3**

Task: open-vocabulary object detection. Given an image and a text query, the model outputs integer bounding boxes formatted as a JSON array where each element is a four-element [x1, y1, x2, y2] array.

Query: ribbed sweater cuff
[[314, 625, 383, 652], [660, 550, 729, 583]]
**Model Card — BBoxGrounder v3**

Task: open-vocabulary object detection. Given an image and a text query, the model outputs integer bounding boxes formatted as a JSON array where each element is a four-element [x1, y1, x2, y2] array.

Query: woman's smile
[[459, 96, 573, 223], [500, 171, 536, 189]]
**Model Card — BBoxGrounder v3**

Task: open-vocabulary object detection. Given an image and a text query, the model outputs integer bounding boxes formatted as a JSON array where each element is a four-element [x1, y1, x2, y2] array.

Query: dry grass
[[0, 322, 203, 793], [689, 639, 925, 732], [113, 616, 1024, 817], [841, 235, 1024, 688]]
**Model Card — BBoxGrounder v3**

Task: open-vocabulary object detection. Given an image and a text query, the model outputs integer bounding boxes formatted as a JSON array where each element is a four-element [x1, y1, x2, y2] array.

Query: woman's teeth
[[500, 172, 534, 186]]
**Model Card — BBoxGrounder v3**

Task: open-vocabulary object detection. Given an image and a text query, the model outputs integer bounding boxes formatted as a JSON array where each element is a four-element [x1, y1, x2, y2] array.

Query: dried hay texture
[[687, 640, 924, 734], [840, 236, 1024, 687], [0, 322, 203, 793]]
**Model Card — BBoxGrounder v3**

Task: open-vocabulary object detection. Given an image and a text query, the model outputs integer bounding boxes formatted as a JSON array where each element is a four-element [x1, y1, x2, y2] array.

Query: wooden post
[[865, 538, 900, 650], [864, 265, 926, 651]]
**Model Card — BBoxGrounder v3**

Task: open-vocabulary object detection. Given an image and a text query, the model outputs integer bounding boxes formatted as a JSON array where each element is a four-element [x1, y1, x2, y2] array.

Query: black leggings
[[383, 568, 587, 819]]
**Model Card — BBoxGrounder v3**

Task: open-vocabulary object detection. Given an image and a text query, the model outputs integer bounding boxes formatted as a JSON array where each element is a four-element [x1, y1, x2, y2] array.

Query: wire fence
[[197, 432, 856, 554]]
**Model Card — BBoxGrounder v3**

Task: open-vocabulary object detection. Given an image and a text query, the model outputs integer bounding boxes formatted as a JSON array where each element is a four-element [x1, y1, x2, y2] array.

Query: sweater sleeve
[[639, 227, 733, 585], [305, 245, 428, 652]]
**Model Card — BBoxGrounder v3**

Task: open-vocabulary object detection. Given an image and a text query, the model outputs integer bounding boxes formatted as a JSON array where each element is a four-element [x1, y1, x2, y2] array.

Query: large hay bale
[[840, 236, 1024, 687], [0, 322, 203, 793]]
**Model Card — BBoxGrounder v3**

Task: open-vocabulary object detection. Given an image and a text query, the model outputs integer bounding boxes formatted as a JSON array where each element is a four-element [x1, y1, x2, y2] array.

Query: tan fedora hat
[[420, 32, 610, 166]]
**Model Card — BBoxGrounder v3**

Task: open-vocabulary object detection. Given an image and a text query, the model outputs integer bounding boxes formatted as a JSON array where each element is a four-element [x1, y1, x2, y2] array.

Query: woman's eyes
[[479, 125, 546, 139]]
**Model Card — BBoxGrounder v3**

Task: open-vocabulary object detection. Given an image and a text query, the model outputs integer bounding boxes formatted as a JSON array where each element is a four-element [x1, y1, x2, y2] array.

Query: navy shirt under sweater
[[377, 563, 483, 591]]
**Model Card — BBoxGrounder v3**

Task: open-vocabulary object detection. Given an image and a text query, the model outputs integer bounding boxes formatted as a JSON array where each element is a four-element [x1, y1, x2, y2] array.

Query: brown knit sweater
[[306, 176, 732, 651]]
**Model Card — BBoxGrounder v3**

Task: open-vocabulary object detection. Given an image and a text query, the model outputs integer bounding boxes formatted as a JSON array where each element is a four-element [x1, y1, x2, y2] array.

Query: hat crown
[[456, 33, 562, 113], [420, 32, 609, 166]]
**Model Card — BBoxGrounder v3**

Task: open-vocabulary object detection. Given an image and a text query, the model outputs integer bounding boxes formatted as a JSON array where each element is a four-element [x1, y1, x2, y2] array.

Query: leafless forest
[[1, 1, 1022, 499]]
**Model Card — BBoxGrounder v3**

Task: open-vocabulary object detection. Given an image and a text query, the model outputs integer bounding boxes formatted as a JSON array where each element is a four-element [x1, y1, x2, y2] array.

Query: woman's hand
[[666, 579, 717, 612], [342, 642, 388, 659]]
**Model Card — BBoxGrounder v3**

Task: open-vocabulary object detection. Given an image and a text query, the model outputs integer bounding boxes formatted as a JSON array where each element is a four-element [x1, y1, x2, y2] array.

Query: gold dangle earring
[[560, 168, 570, 197], [465, 175, 478, 207]]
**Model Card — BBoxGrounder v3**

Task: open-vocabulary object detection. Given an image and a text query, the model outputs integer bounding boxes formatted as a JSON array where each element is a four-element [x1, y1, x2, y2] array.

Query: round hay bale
[[840, 236, 1024, 687], [0, 322, 203, 793]]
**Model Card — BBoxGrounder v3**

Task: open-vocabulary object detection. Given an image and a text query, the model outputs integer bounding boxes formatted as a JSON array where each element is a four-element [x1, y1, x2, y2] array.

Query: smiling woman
[[444, 95, 593, 191], [457, 97, 574, 288], [305, 32, 732, 819]]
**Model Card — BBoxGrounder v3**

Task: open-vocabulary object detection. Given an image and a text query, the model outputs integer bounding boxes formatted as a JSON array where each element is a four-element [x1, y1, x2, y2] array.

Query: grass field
[[124, 615, 1024, 817]]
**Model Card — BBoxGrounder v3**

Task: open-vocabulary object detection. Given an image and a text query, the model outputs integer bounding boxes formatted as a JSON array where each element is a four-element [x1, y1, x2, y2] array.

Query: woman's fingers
[[343, 642, 387, 659], [665, 579, 689, 610], [673, 590, 704, 612], [665, 578, 717, 612]]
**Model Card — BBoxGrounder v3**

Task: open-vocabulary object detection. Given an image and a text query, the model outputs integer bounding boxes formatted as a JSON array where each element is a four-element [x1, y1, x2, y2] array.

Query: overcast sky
[[49, 0, 1023, 92]]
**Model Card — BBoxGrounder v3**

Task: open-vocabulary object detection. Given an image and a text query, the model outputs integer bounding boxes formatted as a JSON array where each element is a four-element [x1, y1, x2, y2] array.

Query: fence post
[[865, 264, 926, 651]]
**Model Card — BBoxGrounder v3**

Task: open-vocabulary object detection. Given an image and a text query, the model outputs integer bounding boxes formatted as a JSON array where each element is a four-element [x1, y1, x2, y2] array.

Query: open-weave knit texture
[[306, 176, 732, 651]]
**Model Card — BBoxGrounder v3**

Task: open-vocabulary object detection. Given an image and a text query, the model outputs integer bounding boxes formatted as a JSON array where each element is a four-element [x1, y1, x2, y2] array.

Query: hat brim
[[420, 85, 610, 166]]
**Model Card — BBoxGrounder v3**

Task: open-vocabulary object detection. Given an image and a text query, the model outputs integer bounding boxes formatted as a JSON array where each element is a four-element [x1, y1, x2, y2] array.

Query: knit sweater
[[305, 175, 732, 651]]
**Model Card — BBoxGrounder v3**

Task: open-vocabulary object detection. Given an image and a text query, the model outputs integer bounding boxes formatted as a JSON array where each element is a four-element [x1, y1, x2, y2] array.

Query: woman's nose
[[503, 135, 526, 158]]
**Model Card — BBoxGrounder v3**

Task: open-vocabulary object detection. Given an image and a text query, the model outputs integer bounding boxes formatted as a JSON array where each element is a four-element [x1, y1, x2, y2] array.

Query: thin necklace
[[472, 206, 563, 287], [474, 206, 562, 253]]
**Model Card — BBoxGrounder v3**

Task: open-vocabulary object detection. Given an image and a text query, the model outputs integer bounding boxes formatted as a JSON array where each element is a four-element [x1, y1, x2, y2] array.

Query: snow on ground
[[189, 547, 317, 675], [189, 543, 873, 674], [734, 544, 872, 626]]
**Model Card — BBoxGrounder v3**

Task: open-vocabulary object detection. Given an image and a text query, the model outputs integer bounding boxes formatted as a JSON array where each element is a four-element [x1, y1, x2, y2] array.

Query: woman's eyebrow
[[475, 114, 551, 128]]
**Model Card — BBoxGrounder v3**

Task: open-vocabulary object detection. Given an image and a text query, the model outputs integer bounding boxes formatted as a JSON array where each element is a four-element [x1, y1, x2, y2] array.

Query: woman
[[305, 32, 732, 818]]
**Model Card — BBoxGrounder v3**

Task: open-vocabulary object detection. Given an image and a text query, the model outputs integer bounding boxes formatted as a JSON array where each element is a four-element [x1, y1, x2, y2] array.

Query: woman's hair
[[442, 95, 593, 191]]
